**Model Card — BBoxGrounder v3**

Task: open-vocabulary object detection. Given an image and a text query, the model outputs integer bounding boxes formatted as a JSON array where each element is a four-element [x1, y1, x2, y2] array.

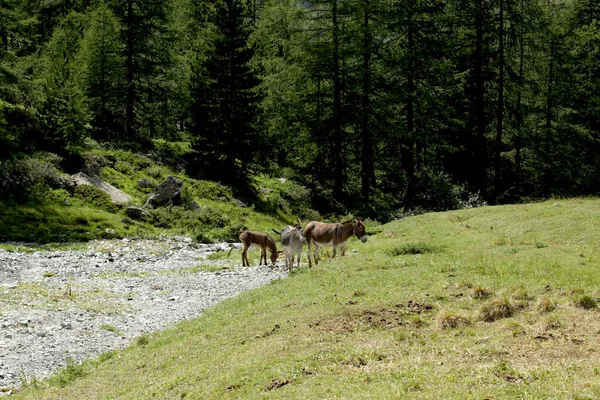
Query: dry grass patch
[[541, 315, 562, 331], [537, 296, 556, 313], [312, 301, 435, 334], [479, 297, 513, 322], [473, 286, 492, 299], [436, 311, 471, 329], [573, 294, 597, 310]]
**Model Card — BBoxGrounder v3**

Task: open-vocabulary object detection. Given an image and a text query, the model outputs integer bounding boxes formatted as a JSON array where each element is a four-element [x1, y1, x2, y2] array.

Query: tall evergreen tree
[[109, 0, 176, 148], [78, 2, 125, 143], [189, 0, 263, 190], [0, 0, 39, 157], [384, 0, 455, 208], [39, 11, 91, 153]]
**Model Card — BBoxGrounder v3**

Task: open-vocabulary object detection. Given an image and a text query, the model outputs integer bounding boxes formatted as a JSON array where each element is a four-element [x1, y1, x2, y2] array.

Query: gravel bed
[[0, 238, 288, 393]]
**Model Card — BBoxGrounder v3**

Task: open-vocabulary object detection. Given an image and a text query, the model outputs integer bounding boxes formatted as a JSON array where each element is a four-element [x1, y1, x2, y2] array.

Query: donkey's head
[[295, 218, 306, 244], [354, 218, 368, 243]]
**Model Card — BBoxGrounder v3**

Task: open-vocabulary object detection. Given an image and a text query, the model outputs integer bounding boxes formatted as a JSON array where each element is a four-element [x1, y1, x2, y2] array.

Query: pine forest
[[2, 0, 600, 220]]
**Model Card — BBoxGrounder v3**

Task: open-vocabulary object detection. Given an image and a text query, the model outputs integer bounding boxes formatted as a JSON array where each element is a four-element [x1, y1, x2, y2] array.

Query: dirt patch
[[265, 379, 291, 391], [310, 300, 435, 334]]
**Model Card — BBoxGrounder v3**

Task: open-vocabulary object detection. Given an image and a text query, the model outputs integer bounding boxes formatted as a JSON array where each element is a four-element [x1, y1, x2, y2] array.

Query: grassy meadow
[[13, 198, 600, 399]]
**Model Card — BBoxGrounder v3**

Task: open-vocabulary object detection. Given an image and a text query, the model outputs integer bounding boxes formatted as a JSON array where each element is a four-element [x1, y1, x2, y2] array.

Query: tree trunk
[[474, 0, 487, 198], [126, 0, 135, 139], [544, 39, 554, 198], [361, 0, 374, 204], [514, 0, 525, 197], [332, 0, 344, 199], [403, 0, 416, 207], [493, 0, 504, 203]]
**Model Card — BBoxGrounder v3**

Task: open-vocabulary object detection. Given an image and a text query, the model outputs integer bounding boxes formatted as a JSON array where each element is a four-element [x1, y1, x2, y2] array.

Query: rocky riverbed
[[0, 238, 288, 393]]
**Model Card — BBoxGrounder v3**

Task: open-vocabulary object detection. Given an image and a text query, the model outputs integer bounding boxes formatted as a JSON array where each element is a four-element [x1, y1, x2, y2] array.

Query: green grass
[[0, 201, 148, 243], [100, 324, 124, 337], [13, 198, 600, 399], [0, 149, 301, 244]]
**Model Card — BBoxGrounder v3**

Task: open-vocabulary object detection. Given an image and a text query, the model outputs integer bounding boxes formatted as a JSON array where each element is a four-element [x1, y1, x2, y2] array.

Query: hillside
[[13, 197, 600, 399], [0, 149, 316, 244]]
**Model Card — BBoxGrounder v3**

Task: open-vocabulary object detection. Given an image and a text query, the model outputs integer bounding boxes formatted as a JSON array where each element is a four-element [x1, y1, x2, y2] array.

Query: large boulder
[[71, 172, 132, 204], [125, 206, 151, 221], [145, 176, 183, 208]]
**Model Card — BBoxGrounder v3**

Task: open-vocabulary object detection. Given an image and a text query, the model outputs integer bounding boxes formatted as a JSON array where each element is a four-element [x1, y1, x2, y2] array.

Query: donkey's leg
[[260, 247, 266, 265], [242, 247, 249, 266]]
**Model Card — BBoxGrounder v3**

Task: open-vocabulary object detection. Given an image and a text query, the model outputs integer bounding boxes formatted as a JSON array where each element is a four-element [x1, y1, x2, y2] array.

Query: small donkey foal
[[239, 231, 282, 266]]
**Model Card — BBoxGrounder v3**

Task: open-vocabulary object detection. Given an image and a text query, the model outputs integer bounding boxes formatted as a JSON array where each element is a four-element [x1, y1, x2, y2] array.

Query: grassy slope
[[15, 198, 600, 399], [0, 150, 296, 243]]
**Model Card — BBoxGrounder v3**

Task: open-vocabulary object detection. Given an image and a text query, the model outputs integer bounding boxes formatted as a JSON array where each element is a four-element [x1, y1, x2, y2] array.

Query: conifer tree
[[78, 2, 125, 143], [189, 0, 262, 189]]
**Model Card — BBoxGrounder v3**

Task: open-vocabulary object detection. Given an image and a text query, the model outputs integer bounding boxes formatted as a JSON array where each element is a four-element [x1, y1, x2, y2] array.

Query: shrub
[[145, 166, 164, 180], [185, 179, 232, 201], [113, 161, 134, 176], [0, 158, 61, 202], [74, 185, 118, 212], [46, 188, 72, 205], [390, 167, 486, 220], [152, 139, 195, 159]]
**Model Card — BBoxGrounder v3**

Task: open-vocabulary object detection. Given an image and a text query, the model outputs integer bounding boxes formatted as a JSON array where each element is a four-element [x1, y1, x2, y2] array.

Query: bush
[[0, 158, 61, 202], [74, 185, 119, 212], [152, 139, 195, 159], [391, 167, 486, 220], [185, 180, 233, 202]]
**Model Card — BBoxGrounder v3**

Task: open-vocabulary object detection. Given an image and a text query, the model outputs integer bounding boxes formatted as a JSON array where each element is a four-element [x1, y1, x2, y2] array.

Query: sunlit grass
[[13, 198, 600, 399]]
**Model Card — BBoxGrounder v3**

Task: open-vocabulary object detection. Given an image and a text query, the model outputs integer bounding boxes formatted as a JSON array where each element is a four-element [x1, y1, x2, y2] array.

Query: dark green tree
[[0, 0, 39, 158], [189, 0, 263, 190], [109, 0, 177, 148], [78, 2, 125, 143], [39, 12, 91, 153], [383, 0, 457, 208]]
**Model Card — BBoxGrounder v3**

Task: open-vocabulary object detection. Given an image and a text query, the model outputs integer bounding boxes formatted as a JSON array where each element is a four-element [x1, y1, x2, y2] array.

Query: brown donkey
[[304, 218, 368, 267], [239, 231, 282, 266]]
